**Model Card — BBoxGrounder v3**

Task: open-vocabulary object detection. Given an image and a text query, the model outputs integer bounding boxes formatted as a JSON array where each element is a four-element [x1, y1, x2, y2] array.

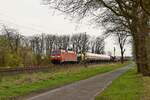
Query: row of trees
[[0, 25, 105, 67], [30, 32, 105, 56], [43, 0, 150, 76]]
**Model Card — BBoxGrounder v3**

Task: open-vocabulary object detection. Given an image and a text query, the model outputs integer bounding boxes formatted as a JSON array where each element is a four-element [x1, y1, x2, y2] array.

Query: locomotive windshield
[[51, 51, 61, 55]]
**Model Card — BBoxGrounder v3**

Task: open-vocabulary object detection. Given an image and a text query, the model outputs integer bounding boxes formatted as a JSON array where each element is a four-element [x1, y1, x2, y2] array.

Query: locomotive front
[[51, 50, 62, 64]]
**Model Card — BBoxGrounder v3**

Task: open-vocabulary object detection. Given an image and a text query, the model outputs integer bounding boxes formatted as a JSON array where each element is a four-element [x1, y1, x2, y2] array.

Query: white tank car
[[85, 53, 111, 61]]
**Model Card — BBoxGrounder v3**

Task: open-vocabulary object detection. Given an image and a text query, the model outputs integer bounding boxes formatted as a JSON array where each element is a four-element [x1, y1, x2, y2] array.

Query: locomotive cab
[[51, 50, 62, 64]]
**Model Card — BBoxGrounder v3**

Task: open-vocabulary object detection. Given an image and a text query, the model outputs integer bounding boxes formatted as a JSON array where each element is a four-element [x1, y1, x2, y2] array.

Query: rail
[[0, 62, 116, 75], [0, 66, 51, 75]]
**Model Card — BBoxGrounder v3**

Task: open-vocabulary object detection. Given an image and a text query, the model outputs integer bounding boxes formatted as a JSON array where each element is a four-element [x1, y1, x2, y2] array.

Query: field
[[95, 66, 150, 100], [0, 62, 130, 99]]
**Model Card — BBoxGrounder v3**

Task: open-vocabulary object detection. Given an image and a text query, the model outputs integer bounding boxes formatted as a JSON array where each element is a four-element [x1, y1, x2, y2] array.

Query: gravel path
[[27, 64, 133, 100]]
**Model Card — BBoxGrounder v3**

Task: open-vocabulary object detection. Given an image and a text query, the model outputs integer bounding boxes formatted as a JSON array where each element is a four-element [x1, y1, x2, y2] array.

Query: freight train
[[50, 50, 115, 64]]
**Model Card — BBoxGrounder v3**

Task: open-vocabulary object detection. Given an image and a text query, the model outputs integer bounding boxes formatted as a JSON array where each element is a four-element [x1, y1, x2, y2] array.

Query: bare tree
[[103, 18, 130, 63], [80, 33, 90, 67], [95, 37, 105, 54], [30, 34, 46, 65], [90, 36, 105, 54], [2, 25, 23, 54], [0, 34, 8, 67], [90, 39, 96, 53], [31, 34, 46, 55], [45, 34, 56, 55], [53, 35, 70, 50], [116, 32, 128, 63], [31, 36, 40, 54], [40, 34, 45, 55], [79, 33, 90, 54], [71, 33, 82, 53], [61, 35, 70, 50]]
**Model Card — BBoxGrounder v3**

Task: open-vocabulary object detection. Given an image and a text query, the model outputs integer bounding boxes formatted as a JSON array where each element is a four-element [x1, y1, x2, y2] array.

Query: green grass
[[95, 67, 143, 100], [0, 62, 130, 99]]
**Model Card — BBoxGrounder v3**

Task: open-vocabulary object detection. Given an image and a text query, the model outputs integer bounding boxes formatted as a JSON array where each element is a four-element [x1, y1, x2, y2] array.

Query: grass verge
[[95, 67, 145, 100], [0, 62, 130, 99], [142, 76, 150, 100]]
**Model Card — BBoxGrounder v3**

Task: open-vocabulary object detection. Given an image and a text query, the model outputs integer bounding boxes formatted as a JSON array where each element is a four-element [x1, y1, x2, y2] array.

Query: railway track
[[0, 66, 52, 75], [0, 62, 115, 75]]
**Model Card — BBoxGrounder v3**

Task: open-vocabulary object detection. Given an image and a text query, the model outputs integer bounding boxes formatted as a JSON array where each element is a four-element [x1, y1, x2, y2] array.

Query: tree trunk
[[131, 18, 143, 73], [137, 11, 150, 76], [133, 34, 142, 73], [121, 51, 124, 64], [147, 36, 150, 73], [137, 34, 150, 76], [130, 10, 150, 75], [133, 29, 150, 76], [83, 53, 87, 68]]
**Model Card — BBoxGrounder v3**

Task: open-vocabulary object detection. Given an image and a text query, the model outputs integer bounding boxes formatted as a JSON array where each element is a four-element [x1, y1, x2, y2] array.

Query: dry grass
[[142, 77, 150, 100], [141, 36, 150, 100]]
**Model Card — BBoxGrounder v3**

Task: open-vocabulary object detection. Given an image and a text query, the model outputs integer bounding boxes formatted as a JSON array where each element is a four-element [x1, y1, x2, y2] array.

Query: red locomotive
[[51, 50, 77, 64]]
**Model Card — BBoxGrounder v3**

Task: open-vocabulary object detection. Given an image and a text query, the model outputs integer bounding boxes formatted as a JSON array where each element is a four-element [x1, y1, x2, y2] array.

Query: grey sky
[[0, 0, 132, 56]]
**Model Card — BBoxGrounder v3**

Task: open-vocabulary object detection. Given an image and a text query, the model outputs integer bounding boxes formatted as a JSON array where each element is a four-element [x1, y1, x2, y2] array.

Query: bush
[[5, 53, 23, 67], [19, 48, 37, 67]]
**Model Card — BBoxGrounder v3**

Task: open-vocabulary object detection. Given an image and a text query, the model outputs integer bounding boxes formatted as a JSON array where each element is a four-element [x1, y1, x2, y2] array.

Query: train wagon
[[51, 50, 77, 64], [84, 53, 111, 62], [85, 53, 111, 60]]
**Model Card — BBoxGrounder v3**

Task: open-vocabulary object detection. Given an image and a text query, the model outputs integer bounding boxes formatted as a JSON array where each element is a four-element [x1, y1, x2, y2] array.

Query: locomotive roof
[[52, 50, 76, 53]]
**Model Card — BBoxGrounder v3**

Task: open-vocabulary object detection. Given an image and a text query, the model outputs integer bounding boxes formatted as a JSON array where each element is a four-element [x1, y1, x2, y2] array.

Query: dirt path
[[27, 64, 133, 100]]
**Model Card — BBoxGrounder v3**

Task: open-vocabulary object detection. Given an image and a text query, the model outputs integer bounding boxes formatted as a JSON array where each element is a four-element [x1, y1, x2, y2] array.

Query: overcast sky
[[0, 0, 132, 56]]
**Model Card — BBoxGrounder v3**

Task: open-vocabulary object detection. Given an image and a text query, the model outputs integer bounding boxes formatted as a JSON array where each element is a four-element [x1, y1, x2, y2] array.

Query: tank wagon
[[83, 53, 111, 62], [51, 50, 113, 64]]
